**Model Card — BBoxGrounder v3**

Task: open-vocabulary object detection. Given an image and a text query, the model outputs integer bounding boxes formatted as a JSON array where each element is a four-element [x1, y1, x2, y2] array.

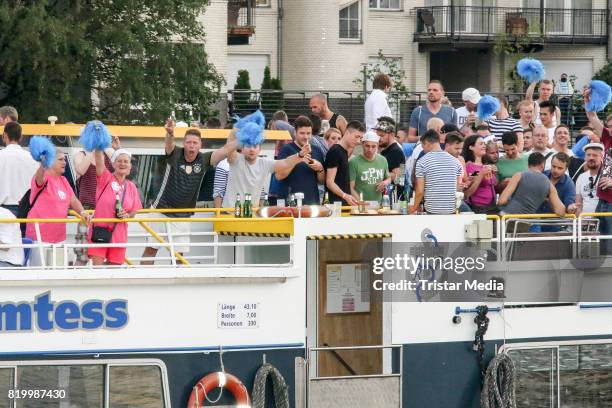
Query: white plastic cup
[[333, 201, 342, 217]]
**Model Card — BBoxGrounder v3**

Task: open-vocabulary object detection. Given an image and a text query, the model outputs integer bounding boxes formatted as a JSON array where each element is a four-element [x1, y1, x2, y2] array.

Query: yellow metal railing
[[0, 124, 291, 141]]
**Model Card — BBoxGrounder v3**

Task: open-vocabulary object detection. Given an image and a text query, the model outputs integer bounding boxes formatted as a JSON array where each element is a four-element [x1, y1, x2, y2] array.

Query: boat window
[[15, 365, 103, 408], [509, 348, 558, 408], [130, 154, 168, 208], [109, 365, 164, 408], [0, 368, 15, 408], [508, 343, 612, 407]]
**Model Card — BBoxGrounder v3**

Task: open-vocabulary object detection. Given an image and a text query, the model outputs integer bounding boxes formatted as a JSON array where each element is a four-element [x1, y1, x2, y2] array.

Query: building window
[[369, 0, 401, 9], [340, 2, 361, 41], [256, 0, 270, 6]]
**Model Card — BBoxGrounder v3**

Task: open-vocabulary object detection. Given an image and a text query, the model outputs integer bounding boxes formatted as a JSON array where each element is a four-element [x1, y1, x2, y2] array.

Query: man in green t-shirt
[[496, 131, 528, 192], [349, 131, 393, 201]]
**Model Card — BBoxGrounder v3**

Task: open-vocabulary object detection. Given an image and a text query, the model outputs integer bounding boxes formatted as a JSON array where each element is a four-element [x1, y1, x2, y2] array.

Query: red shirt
[[597, 128, 612, 203]]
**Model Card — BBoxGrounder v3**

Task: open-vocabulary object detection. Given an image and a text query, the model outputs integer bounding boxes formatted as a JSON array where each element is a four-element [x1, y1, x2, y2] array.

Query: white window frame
[[369, 0, 402, 10], [256, 0, 270, 7], [339, 1, 362, 43], [0, 358, 171, 408]]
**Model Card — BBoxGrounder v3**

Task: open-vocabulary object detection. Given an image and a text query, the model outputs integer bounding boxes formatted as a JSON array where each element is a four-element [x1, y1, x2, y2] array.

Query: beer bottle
[[289, 193, 296, 207], [243, 193, 252, 218], [322, 192, 330, 206], [170, 110, 176, 123], [187, 109, 195, 127], [115, 194, 122, 218], [234, 193, 242, 218], [263, 193, 270, 207]]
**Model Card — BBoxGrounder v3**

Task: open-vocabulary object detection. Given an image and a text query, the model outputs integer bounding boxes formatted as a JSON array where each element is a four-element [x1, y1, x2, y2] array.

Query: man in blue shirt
[[408, 80, 457, 138], [536, 152, 575, 231], [277, 116, 325, 204]]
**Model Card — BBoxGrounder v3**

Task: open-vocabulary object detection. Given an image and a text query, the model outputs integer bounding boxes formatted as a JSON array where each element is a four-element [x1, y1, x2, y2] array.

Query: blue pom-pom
[[477, 95, 500, 120], [516, 58, 546, 83], [237, 122, 265, 147], [235, 110, 266, 129], [587, 80, 612, 112], [29, 136, 56, 169], [79, 120, 111, 151]]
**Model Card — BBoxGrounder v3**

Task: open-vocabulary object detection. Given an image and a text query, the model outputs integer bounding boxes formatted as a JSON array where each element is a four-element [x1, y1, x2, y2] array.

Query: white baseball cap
[[362, 130, 380, 144], [583, 142, 604, 153], [462, 88, 482, 104]]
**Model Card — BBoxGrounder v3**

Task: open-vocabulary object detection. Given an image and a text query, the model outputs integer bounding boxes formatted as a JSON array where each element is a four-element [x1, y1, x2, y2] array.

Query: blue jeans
[[459, 201, 472, 213], [596, 200, 612, 254]]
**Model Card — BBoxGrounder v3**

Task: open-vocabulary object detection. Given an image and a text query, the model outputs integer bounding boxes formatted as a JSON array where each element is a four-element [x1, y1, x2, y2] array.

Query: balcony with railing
[[414, 6, 607, 48], [228, 0, 256, 44]]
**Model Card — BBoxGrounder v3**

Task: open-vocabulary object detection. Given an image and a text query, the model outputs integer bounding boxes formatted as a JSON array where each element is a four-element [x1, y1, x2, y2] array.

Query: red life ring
[[187, 371, 251, 408]]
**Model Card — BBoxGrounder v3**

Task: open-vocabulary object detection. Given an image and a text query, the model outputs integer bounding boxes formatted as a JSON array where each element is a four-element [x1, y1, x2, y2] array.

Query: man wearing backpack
[[0, 122, 37, 216]]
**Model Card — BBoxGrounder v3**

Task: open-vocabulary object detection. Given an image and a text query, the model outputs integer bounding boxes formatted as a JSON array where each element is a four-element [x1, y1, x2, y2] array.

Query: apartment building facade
[[201, 0, 609, 95]]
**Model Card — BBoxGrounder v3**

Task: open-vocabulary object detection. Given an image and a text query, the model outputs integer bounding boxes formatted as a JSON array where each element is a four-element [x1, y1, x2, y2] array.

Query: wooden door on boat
[[316, 239, 383, 377]]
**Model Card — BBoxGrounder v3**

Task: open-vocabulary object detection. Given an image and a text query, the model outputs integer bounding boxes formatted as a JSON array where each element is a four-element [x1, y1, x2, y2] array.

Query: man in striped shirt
[[410, 129, 462, 215], [487, 97, 523, 145]]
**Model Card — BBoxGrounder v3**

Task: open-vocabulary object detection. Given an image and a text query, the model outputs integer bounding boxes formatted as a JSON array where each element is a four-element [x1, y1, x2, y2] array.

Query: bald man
[[309, 94, 347, 134]]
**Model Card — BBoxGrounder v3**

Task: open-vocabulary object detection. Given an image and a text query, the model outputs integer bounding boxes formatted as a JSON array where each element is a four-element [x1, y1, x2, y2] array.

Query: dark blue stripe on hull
[[0, 348, 305, 408], [403, 334, 612, 408]]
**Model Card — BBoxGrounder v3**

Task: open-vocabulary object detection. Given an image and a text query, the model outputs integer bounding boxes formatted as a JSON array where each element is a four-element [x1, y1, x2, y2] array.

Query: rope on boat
[[481, 353, 517, 408], [473, 305, 490, 385], [251, 363, 290, 408]]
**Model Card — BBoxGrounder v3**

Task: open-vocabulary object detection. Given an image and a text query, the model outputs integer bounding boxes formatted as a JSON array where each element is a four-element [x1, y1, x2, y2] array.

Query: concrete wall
[[200, 0, 230, 91], [230, 0, 280, 82]]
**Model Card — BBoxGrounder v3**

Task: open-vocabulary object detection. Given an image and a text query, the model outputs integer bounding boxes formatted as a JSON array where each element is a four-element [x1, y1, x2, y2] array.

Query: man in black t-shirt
[[141, 119, 236, 264], [324, 121, 365, 205], [375, 116, 405, 179]]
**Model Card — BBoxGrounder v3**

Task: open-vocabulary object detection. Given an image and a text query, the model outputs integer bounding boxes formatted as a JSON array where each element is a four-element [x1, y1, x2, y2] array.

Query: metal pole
[[540, 0, 545, 37], [362, 64, 368, 97]]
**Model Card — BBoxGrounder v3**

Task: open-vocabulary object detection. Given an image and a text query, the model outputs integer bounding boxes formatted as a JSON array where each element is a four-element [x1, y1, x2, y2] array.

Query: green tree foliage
[[594, 61, 612, 85], [261, 66, 272, 90], [0, 0, 224, 124], [353, 49, 407, 93], [235, 70, 251, 90], [260, 66, 283, 113]]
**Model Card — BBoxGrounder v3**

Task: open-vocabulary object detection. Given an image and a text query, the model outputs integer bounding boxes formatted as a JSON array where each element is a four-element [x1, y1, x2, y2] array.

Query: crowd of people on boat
[[0, 73, 611, 266]]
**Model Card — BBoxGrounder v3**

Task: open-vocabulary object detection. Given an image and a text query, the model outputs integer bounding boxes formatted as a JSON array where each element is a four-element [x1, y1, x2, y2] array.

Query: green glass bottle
[[115, 194, 122, 218], [243, 193, 252, 218], [234, 193, 242, 218], [263, 193, 270, 207]]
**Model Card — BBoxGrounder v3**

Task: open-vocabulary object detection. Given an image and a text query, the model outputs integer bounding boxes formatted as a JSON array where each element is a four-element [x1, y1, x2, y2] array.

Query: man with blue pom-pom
[[221, 121, 312, 208], [584, 88, 612, 253], [141, 117, 235, 264]]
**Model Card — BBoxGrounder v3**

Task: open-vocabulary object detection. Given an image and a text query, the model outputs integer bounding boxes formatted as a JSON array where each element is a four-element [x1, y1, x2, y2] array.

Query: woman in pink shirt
[[27, 151, 90, 243], [462, 135, 498, 214], [88, 149, 142, 265]]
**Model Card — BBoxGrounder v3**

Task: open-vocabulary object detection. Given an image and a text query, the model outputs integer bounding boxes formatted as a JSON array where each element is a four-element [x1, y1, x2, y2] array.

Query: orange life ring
[[187, 371, 251, 408]]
